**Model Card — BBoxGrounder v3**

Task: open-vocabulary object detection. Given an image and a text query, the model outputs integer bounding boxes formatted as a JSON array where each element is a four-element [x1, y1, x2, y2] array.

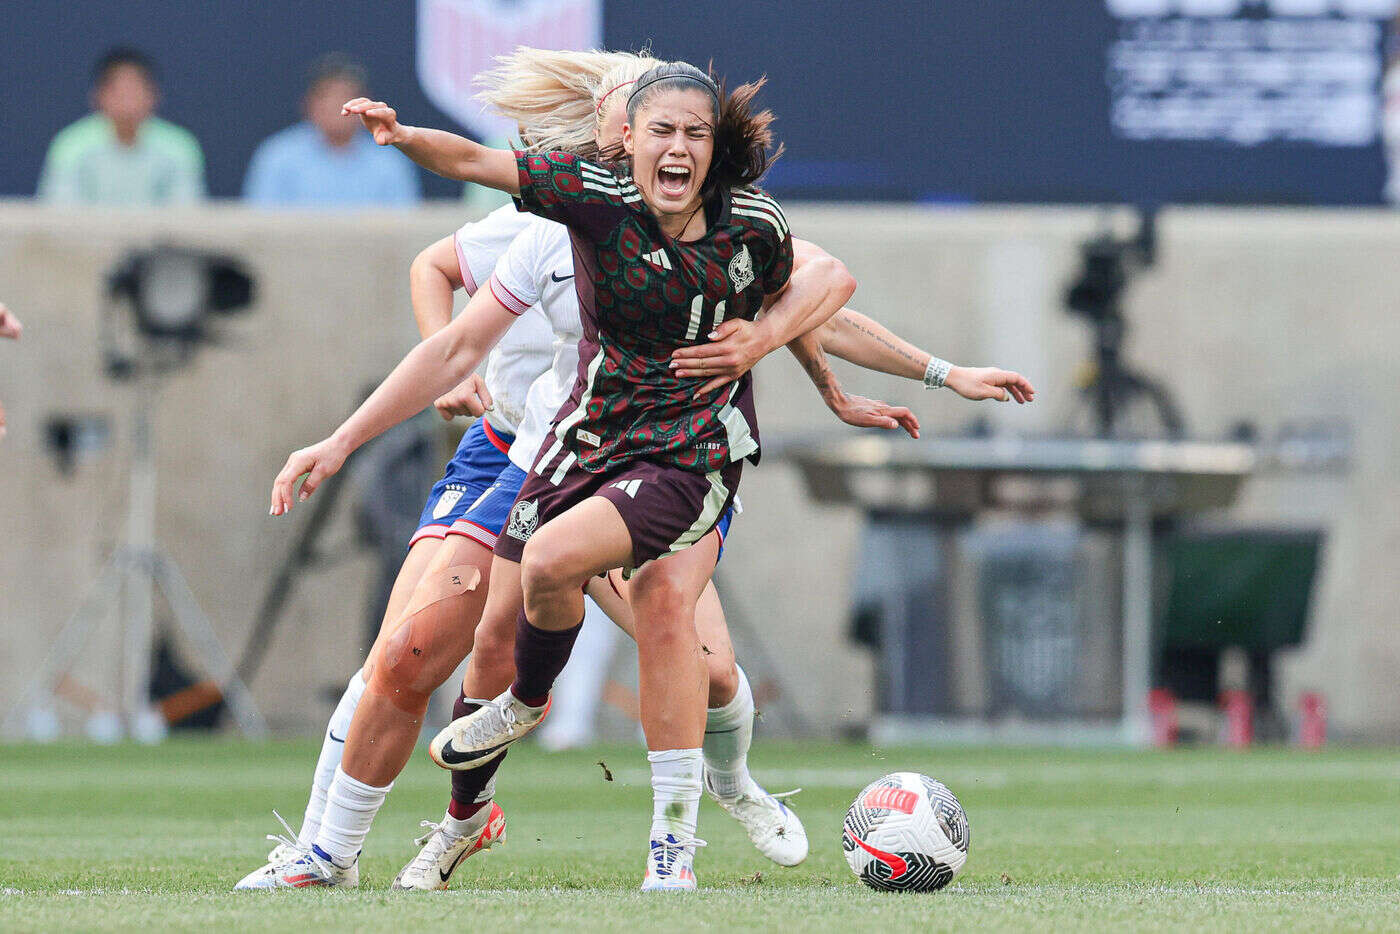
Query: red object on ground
[[1148, 688, 1179, 747], [1220, 689, 1253, 748], [1299, 692, 1327, 748]]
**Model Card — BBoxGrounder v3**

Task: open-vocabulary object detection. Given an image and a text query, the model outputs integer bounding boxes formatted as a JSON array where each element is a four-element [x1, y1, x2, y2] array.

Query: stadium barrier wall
[[0, 201, 1394, 740]]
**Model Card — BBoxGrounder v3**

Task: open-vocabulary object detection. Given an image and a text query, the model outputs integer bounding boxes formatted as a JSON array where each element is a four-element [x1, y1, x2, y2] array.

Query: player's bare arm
[[343, 98, 520, 193], [409, 234, 495, 419], [819, 308, 1036, 404], [0, 303, 21, 340], [270, 288, 517, 515], [788, 329, 920, 438], [0, 302, 17, 440], [409, 235, 463, 338]]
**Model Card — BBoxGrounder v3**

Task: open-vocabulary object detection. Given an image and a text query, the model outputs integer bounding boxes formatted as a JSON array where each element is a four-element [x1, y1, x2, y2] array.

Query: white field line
[[596, 759, 1400, 790]]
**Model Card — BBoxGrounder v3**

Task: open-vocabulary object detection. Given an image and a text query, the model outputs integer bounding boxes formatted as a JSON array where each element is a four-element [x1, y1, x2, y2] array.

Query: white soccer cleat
[[232, 840, 300, 889], [234, 812, 358, 890], [429, 689, 550, 771], [391, 803, 507, 891], [640, 834, 705, 892], [706, 774, 809, 867]]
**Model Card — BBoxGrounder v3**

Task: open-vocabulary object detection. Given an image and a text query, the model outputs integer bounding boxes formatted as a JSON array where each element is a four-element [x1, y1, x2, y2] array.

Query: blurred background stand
[[4, 247, 266, 741], [774, 433, 1343, 745]]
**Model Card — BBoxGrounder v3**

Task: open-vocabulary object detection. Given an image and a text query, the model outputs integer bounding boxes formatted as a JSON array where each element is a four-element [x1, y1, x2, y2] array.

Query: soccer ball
[[842, 772, 970, 891]]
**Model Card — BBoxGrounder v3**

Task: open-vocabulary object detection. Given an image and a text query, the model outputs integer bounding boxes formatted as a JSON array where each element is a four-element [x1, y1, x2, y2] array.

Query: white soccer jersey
[[482, 217, 584, 472], [452, 204, 555, 435]]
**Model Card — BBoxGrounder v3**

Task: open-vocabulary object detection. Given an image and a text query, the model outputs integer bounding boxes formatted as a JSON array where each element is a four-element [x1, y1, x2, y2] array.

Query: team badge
[[432, 485, 466, 520], [506, 499, 540, 542], [728, 246, 755, 292]]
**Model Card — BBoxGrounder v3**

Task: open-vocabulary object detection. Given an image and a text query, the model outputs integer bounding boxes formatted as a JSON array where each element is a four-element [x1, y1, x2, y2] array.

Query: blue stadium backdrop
[[1, 0, 1393, 204]]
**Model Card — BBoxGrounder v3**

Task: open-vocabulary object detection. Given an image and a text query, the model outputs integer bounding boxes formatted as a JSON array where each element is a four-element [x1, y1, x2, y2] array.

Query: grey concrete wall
[[0, 202, 1394, 738]]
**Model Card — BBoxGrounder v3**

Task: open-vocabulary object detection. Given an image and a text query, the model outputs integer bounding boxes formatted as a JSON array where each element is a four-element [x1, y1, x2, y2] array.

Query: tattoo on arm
[[792, 335, 842, 401], [799, 344, 833, 388], [835, 310, 925, 368]]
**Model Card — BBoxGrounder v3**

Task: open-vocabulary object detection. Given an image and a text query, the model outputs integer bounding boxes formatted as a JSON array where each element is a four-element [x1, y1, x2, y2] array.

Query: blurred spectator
[[37, 48, 205, 205], [243, 54, 419, 207], [0, 303, 21, 442]]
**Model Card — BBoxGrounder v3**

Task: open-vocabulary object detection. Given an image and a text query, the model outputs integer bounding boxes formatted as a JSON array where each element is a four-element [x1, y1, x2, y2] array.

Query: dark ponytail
[[709, 72, 782, 191]]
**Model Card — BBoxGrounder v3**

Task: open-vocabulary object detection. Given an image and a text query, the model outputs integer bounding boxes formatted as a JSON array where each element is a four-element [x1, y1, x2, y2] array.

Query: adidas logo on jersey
[[641, 249, 673, 271]]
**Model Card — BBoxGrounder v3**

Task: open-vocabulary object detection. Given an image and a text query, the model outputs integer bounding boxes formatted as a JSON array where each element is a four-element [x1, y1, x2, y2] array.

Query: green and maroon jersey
[[514, 149, 793, 475]]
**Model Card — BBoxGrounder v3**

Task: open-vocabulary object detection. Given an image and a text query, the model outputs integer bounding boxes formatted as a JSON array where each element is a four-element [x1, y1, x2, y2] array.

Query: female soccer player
[[270, 65, 1030, 890], [260, 54, 1030, 896]]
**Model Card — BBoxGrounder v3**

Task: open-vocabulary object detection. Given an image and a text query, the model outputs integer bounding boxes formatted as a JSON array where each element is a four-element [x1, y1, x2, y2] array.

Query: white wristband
[[923, 357, 953, 389]]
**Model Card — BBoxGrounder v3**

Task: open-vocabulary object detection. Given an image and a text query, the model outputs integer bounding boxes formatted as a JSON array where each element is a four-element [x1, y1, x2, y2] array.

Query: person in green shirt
[[38, 48, 205, 205]]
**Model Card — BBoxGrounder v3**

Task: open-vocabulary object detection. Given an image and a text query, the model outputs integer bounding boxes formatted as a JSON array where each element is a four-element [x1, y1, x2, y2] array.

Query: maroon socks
[[510, 611, 583, 706], [448, 693, 502, 821]]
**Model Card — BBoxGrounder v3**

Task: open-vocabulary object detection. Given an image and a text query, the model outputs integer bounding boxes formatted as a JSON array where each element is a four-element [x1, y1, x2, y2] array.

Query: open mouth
[[657, 165, 691, 198]]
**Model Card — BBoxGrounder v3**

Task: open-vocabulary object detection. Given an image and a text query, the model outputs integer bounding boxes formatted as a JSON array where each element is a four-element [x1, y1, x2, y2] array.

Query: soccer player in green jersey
[[270, 57, 1033, 891]]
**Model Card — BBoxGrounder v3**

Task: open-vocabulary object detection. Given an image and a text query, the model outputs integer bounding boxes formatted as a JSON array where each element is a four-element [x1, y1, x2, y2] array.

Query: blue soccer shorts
[[410, 419, 515, 549]]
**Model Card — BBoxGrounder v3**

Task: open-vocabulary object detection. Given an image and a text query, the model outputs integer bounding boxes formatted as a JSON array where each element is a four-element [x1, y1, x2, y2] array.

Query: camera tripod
[[4, 376, 266, 739], [1074, 310, 1185, 440]]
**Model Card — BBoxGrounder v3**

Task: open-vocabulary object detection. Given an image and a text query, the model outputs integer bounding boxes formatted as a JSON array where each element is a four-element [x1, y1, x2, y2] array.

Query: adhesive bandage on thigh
[[402, 565, 481, 618]]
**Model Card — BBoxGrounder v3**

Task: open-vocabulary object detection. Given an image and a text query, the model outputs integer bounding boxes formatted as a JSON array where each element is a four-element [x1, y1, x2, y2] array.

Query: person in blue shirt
[[244, 54, 419, 207]]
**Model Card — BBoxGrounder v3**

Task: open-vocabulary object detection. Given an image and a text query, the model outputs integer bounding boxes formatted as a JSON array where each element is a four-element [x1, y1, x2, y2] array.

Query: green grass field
[[1, 739, 1397, 932]]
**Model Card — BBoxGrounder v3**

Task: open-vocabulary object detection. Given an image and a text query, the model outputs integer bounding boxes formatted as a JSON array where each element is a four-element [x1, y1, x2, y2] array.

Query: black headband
[[626, 71, 719, 111]]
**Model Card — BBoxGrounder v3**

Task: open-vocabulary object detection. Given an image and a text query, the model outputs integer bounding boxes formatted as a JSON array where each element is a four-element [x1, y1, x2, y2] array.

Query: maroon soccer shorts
[[493, 447, 742, 570]]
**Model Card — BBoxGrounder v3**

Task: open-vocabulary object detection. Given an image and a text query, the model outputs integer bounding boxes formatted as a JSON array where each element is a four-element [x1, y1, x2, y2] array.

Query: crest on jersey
[[506, 498, 540, 541], [416, 0, 602, 140], [728, 245, 755, 292], [431, 484, 467, 520]]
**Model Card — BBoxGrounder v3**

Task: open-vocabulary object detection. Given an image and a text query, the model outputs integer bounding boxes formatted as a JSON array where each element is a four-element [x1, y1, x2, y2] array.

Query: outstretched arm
[[343, 98, 520, 193], [817, 308, 927, 380], [787, 330, 920, 438], [270, 289, 517, 515], [818, 308, 1035, 404]]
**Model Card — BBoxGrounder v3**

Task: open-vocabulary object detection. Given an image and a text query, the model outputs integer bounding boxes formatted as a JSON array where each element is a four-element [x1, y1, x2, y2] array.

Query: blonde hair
[[475, 46, 659, 157]]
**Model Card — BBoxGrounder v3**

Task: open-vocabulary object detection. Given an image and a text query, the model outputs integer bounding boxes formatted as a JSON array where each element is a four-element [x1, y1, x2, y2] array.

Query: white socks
[[441, 806, 489, 839], [298, 671, 366, 845], [314, 765, 392, 866], [702, 664, 755, 799], [648, 748, 702, 843]]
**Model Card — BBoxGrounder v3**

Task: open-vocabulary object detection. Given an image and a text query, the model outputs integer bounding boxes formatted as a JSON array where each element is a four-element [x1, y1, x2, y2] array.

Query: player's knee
[[631, 571, 688, 623], [520, 535, 579, 597], [630, 577, 694, 651], [707, 658, 738, 703], [367, 612, 437, 713], [472, 612, 516, 677]]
